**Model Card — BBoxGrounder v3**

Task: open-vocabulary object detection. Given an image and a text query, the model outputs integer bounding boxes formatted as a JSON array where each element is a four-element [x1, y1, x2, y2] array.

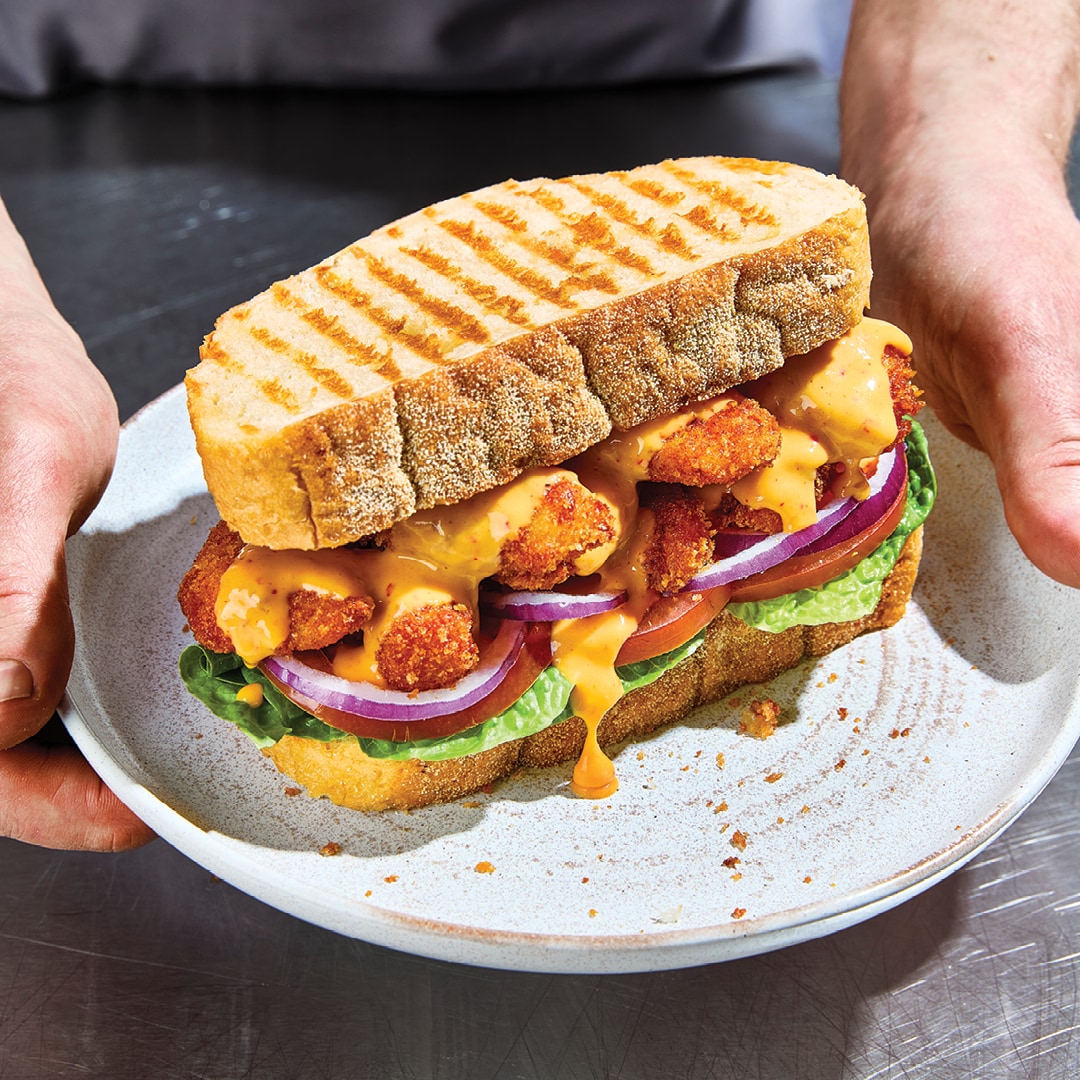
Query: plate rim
[[60, 384, 1080, 973]]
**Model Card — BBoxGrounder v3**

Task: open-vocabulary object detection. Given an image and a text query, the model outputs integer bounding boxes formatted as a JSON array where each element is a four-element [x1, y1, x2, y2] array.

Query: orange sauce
[[235, 682, 264, 707], [215, 547, 370, 666], [734, 317, 908, 526], [551, 512, 657, 799]]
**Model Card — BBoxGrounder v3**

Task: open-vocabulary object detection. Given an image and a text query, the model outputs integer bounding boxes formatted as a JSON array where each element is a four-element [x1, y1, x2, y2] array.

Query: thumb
[[994, 429, 1080, 589], [0, 429, 78, 748], [0, 293, 118, 745], [0, 202, 152, 849], [0, 429, 154, 850]]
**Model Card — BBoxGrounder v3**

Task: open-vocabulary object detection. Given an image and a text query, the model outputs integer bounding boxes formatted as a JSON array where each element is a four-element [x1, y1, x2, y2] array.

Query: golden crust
[[648, 396, 781, 487], [641, 486, 716, 594], [496, 476, 616, 590], [375, 602, 479, 692], [263, 528, 922, 811]]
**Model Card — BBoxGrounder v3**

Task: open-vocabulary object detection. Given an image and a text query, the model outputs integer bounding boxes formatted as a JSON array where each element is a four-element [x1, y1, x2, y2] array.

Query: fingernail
[[0, 660, 33, 702]]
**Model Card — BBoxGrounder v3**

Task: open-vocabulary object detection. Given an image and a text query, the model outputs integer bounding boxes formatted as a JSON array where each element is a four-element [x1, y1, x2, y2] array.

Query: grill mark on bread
[[524, 187, 657, 276], [662, 161, 778, 229], [434, 215, 570, 307], [469, 197, 620, 293], [199, 337, 245, 372], [567, 179, 701, 260], [359, 251, 492, 344], [249, 325, 355, 400], [256, 373, 301, 411], [272, 283, 402, 382], [615, 174, 687, 207], [314, 264, 450, 365], [208, 321, 303, 411], [613, 173, 737, 242], [434, 214, 610, 308], [680, 203, 729, 237], [398, 245, 533, 328]]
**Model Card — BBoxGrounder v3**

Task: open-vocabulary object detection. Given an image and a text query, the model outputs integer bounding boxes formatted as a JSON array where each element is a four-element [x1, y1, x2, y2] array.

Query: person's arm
[[0, 196, 153, 849], [840, 0, 1080, 587]]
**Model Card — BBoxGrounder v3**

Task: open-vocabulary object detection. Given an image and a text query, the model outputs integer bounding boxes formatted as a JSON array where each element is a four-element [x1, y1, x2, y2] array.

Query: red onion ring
[[713, 529, 769, 558], [796, 448, 908, 555], [262, 618, 536, 721], [682, 447, 902, 592], [480, 588, 627, 621]]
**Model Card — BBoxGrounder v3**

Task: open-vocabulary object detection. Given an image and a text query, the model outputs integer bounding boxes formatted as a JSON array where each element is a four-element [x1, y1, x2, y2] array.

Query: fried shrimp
[[496, 477, 616, 591], [283, 590, 375, 653], [711, 465, 837, 535], [883, 344, 924, 446], [178, 521, 244, 654], [709, 493, 784, 535], [642, 486, 716, 594], [375, 602, 480, 692], [178, 520, 375, 655], [649, 397, 781, 488]]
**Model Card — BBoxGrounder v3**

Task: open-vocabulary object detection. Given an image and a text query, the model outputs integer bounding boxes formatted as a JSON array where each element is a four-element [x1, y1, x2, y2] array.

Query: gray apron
[[0, 0, 851, 98]]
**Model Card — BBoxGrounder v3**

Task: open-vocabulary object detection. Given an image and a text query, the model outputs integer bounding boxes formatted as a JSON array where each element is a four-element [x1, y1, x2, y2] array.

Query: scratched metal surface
[[1, 76, 1079, 1078]]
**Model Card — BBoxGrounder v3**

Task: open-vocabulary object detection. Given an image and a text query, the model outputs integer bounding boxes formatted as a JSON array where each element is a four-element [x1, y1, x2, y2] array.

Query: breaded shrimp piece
[[642, 486, 716, 594], [284, 589, 375, 654], [178, 520, 374, 655], [883, 344, 924, 446], [496, 477, 616, 591], [178, 521, 245, 654], [649, 398, 781, 488], [709, 493, 784, 536], [375, 602, 479, 692], [710, 461, 838, 534]]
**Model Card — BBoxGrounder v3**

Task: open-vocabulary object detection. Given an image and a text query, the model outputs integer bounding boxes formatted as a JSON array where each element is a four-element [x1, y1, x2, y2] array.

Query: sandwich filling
[[179, 317, 933, 799]]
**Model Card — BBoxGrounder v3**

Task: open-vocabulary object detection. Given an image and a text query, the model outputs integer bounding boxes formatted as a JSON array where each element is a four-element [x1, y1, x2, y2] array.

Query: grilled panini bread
[[187, 157, 870, 550], [263, 529, 922, 812]]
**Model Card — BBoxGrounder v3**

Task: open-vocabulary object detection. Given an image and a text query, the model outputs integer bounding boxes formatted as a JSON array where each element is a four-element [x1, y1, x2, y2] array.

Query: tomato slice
[[615, 584, 732, 666], [729, 474, 909, 604], [261, 622, 553, 742]]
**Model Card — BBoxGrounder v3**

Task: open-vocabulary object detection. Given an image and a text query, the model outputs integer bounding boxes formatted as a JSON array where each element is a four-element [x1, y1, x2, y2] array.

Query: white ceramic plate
[[61, 386, 1080, 973]]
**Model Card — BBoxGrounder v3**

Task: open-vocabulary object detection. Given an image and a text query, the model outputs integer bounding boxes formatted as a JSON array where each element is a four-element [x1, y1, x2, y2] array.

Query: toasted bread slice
[[187, 157, 870, 550]]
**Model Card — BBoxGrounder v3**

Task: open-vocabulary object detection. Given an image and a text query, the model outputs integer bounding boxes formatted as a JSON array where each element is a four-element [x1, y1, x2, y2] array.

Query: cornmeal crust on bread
[[187, 157, 870, 550], [261, 529, 922, 811]]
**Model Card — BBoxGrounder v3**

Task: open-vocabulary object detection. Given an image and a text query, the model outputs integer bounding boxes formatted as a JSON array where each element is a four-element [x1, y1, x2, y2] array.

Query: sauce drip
[[734, 317, 909, 527]]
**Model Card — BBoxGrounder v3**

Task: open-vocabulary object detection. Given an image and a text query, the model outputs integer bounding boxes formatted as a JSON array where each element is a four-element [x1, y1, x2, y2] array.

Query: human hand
[[0, 198, 154, 849], [848, 146, 1080, 588], [840, 0, 1080, 588]]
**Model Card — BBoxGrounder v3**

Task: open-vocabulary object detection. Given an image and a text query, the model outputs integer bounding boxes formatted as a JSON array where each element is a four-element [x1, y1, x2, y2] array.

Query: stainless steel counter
[[1, 75, 1078, 1079]]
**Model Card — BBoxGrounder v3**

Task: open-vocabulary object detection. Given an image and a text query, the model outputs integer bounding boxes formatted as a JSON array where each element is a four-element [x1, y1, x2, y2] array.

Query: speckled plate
[[60, 384, 1080, 973]]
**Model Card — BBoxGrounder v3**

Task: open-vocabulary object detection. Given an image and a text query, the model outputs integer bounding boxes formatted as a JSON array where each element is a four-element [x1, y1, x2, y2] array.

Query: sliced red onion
[[797, 447, 908, 555], [683, 448, 903, 592], [480, 588, 627, 621], [263, 618, 535, 721], [713, 529, 769, 558]]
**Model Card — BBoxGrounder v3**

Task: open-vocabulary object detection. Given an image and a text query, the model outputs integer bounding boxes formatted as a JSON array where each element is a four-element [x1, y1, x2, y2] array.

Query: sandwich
[[177, 156, 935, 811]]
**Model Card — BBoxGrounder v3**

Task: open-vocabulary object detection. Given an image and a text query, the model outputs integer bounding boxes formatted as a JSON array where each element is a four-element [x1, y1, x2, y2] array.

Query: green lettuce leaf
[[616, 629, 706, 693], [179, 645, 353, 748], [725, 421, 936, 633], [355, 664, 575, 761]]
